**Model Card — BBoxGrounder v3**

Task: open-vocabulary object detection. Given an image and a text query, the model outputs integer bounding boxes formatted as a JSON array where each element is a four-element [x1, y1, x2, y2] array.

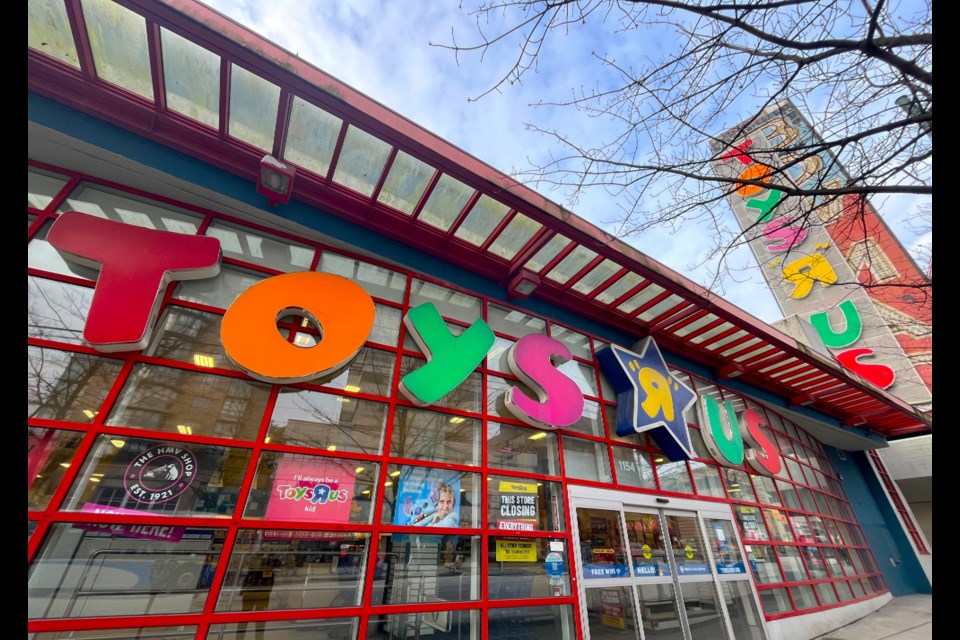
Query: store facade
[[28, 2, 932, 640]]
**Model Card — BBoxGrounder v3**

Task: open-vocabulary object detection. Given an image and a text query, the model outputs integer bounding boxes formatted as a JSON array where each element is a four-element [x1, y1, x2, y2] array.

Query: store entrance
[[569, 486, 767, 640]]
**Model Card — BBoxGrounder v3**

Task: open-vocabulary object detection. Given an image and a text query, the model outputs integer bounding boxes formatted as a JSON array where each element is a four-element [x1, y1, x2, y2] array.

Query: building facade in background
[[27, 2, 932, 639]]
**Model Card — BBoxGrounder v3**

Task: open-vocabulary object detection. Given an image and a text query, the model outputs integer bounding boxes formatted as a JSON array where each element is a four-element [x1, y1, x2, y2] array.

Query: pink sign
[[264, 457, 356, 523], [76, 504, 186, 542]]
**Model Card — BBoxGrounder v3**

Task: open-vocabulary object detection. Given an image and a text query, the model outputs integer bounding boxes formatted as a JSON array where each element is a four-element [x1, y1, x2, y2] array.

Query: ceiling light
[[327, 445, 337, 451], [390, 470, 401, 477], [385, 480, 393, 487], [654, 457, 665, 463], [527, 432, 548, 440], [449, 416, 467, 424], [193, 354, 215, 368], [110, 439, 126, 448], [59, 462, 71, 468], [82, 409, 98, 419], [337, 397, 351, 403], [176, 424, 193, 435], [344, 385, 361, 393], [89, 477, 101, 483]]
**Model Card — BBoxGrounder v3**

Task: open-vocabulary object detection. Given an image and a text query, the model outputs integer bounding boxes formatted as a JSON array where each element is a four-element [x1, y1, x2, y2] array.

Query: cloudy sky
[[199, 0, 931, 324]]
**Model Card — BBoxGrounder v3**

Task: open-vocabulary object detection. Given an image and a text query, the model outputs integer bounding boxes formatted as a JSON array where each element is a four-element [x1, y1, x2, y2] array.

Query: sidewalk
[[811, 594, 932, 640]]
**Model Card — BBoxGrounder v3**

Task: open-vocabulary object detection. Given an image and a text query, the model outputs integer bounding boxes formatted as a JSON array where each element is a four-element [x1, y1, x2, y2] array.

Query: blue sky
[[200, 0, 931, 324]]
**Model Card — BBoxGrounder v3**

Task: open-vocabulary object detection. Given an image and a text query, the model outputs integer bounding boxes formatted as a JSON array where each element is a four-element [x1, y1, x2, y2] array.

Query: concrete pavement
[[811, 594, 932, 640]]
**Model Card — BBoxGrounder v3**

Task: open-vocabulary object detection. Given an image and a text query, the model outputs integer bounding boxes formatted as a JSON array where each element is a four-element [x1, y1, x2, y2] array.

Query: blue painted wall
[[827, 448, 930, 595]]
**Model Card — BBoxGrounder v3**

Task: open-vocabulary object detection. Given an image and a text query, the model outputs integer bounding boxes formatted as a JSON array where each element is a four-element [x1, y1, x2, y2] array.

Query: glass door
[[569, 486, 767, 640]]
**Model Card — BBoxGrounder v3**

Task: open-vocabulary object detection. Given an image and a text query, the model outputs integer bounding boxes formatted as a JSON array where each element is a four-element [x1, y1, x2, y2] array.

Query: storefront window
[[835, 580, 855, 601], [205, 221, 314, 272], [562, 436, 613, 483], [488, 604, 576, 639], [29, 347, 123, 424], [656, 458, 693, 494], [486, 336, 515, 374], [208, 619, 357, 640], [61, 435, 250, 517], [215, 529, 370, 611], [28, 523, 225, 619], [28, 276, 93, 344], [487, 374, 534, 420], [487, 475, 566, 532], [29, 427, 86, 510], [28, 220, 98, 279], [557, 359, 599, 397], [28, 167, 69, 209], [381, 465, 480, 528], [551, 324, 593, 361], [370, 533, 480, 604], [365, 611, 480, 639], [803, 546, 829, 579], [320, 252, 407, 304], [390, 407, 481, 465], [763, 508, 795, 542], [734, 505, 768, 542], [29, 626, 198, 639], [759, 587, 792, 614], [748, 544, 783, 585], [816, 582, 839, 605], [791, 585, 818, 610], [243, 452, 377, 524], [723, 467, 757, 501], [106, 364, 271, 440], [409, 278, 482, 324], [691, 461, 726, 498], [172, 265, 264, 310], [565, 398, 606, 437], [611, 445, 656, 489], [776, 545, 808, 581], [623, 511, 669, 576], [486, 422, 561, 476], [488, 537, 571, 598], [268, 389, 388, 454], [57, 183, 202, 233], [486, 303, 546, 338], [144, 306, 231, 369], [753, 473, 782, 506]]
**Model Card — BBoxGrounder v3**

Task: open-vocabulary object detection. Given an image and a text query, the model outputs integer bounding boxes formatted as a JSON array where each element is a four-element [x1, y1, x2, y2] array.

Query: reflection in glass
[[29, 626, 198, 639], [61, 435, 251, 517], [776, 545, 808, 581], [704, 518, 747, 574], [58, 184, 202, 233], [584, 586, 641, 638], [623, 511, 668, 577], [28, 168, 69, 210], [409, 278, 482, 324], [268, 389, 387, 454], [748, 544, 783, 584], [720, 580, 767, 639], [577, 508, 627, 579], [390, 407, 480, 465], [366, 611, 479, 639], [206, 221, 314, 272], [611, 446, 656, 489], [28, 523, 225, 618], [29, 220, 99, 279], [207, 619, 357, 640], [790, 585, 818, 610], [680, 581, 726, 638], [815, 582, 839, 605], [657, 458, 693, 494], [486, 422, 560, 476], [216, 529, 370, 612], [488, 604, 575, 639], [486, 304, 546, 338], [106, 364, 271, 440], [144, 306, 231, 369], [29, 427, 86, 510], [28, 346, 123, 422], [487, 475, 566, 532], [173, 266, 264, 310], [488, 538, 570, 597], [562, 436, 612, 483], [400, 355, 481, 413], [370, 534, 480, 605], [242, 452, 378, 524], [28, 277, 94, 344], [320, 252, 407, 304], [759, 587, 792, 614]]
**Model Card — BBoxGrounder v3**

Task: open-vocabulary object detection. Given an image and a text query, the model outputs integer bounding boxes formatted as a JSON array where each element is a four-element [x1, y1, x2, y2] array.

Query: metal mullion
[[367, 146, 399, 205], [324, 120, 350, 182], [646, 301, 693, 330], [408, 169, 441, 222], [609, 279, 653, 311], [628, 289, 672, 318], [564, 254, 606, 292], [62, 0, 97, 82], [445, 188, 482, 239], [684, 317, 726, 342], [585, 266, 629, 301], [649, 304, 700, 334], [478, 208, 518, 253]]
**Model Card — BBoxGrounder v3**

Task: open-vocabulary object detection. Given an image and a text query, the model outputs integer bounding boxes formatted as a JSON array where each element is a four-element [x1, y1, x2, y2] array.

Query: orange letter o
[[221, 272, 375, 384], [735, 164, 772, 196]]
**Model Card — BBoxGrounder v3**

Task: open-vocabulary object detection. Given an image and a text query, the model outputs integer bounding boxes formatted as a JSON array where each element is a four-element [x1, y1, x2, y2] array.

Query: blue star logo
[[597, 337, 697, 461]]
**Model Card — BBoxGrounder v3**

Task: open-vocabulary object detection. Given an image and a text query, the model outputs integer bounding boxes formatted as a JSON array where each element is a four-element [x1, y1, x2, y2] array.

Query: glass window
[[160, 27, 220, 128], [173, 265, 264, 310], [704, 518, 747, 573], [400, 355, 482, 413], [106, 364, 271, 440], [28, 168, 69, 210], [488, 538, 571, 598], [777, 479, 803, 510], [816, 582, 839, 605], [390, 407, 481, 466], [564, 398, 604, 437], [80, 0, 153, 99], [763, 508, 795, 542], [562, 436, 612, 483], [409, 278, 482, 324], [748, 544, 782, 584], [370, 533, 480, 604], [544, 245, 597, 285], [791, 585, 818, 610], [283, 96, 343, 177], [486, 304, 546, 338], [486, 213, 542, 261], [312, 346, 396, 397], [487, 476, 566, 532], [29, 627, 198, 639], [777, 545, 808, 581], [722, 467, 757, 501], [28, 523, 225, 619], [759, 587, 792, 614], [691, 461, 726, 498], [331, 125, 392, 197], [29, 427, 87, 510], [376, 150, 436, 215], [617, 282, 665, 315], [576, 507, 628, 578], [417, 174, 475, 232], [144, 306, 231, 369], [57, 184, 203, 233], [215, 529, 370, 611], [60, 435, 251, 517], [834, 580, 855, 601], [366, 611, 479, 639], [28, 220, 98, 279], [28, 346, 124, 423], [734, 505, 768, 542], [205, 221, 314, 272], [242, 452, 377, 524], [228, 63, 280, 151], [753, 473, 782, 506], [656, 459, 693, 494], [209, 619, 358, 640], [523, 234, 570, 273], [453, 194, 510, 246], [487, 422, 560, 476], [571, 258, 620, 295], [611, 446, 656, 489], [486, 336, 515, 374], [268, 389, 387, 454], [721, 581, 768, 639], [803, 546, 829, 579], [403, 316, 465, 352], [319, 252, 407, 304], [28, 277, 94, 344], [28, 0, 80, 68], [623, 511, 669, 576], [381, 465, 480, 528], [557, 360, 598, 397]]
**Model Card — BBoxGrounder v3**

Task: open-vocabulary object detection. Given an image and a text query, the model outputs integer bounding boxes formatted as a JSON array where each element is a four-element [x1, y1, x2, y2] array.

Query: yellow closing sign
[[495, 540, 537, 562], [498, 481, 537, 493]]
